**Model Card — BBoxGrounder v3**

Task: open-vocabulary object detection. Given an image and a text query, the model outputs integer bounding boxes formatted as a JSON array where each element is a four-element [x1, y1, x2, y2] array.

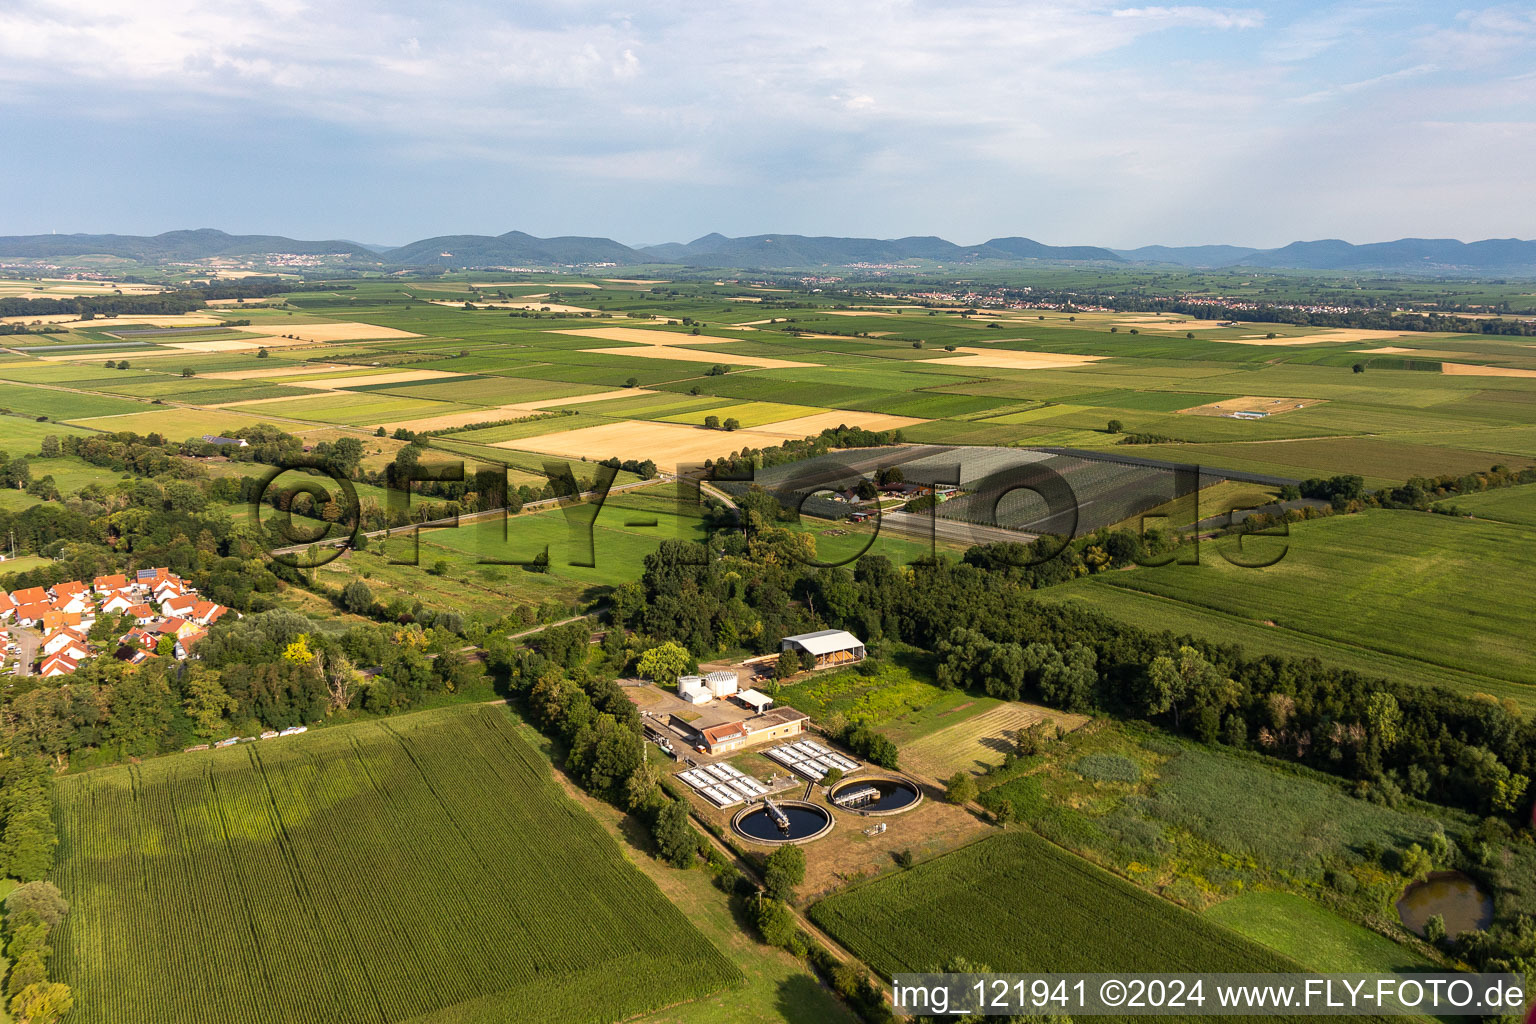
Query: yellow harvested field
[[370, 389, 653, 432], [100, 315, 226, 329], [579, 345, 814, 369], [167, 339, 268, 353], [529, 387, 654, 409], [924, 347, 1104, 370], [288, 369, 463, 390], [1112, 315, 1235, 331], [0, 280, 165, 299], [818, 309, 901, 317], [760, 410, 926, 433], [726, 296, 763, 302], [499, 411, 922, 466], [238, 322, 421, 343], [1178, 396, 1325, 417], [602, 278, 666, 284], [902, 702, 1090, 779], [549, 327, 739, 346], [1441, 362, 1536, 379], [1357, 346, 1415, 354]]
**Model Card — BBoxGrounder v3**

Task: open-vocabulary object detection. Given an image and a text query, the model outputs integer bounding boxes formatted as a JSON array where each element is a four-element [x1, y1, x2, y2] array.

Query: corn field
[[49, 705, 740, 1024]]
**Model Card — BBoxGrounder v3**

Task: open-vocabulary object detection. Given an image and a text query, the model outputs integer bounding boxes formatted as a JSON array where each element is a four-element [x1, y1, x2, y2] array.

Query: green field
[[810, 831, 1301, 977], [1437, 481, 1536, 528], [1037, 510, 1536, 706], [50, 705, 741, 1024], [1205, 892, 1435, 974], [70, 406, 304, 437]]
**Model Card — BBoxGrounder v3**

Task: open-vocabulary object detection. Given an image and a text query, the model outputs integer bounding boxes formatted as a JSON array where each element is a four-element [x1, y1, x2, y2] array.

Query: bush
[[944, 771, 978, 805], [763, 844, 806, 903], [748, 893, 798, 948]]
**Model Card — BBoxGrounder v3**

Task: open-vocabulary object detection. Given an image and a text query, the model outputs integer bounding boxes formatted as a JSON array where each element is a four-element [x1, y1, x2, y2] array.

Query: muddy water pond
[[1396, 871, 1493, 937]]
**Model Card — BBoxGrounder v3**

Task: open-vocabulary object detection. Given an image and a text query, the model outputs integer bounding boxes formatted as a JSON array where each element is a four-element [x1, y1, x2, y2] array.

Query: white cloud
[[0, 0, 1530, 243], [1110, 6, 1264, 30]]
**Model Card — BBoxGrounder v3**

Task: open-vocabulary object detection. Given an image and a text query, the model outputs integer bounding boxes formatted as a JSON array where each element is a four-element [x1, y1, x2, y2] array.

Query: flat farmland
[[658, 401, 822, 427], [902, 702, 1090, 779], [50, 705, 741, 1024], [0, 415, 94, 454], [71, 406, 313, 437], [1438, 481, 1536, 527], [1027, 581, 1511, 700], [810, 832, 1302, 984], [0, 380, 147, 419], [228, 391, 474, 426], [1107, 437, 1532, 487], [1077, 510, 1536, 703]]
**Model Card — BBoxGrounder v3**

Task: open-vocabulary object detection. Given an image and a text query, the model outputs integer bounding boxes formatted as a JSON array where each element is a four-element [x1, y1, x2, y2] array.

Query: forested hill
[[2, 228, 1534, 273]]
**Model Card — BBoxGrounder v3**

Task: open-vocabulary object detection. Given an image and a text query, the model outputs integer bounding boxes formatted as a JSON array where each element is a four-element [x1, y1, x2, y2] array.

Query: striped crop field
[[50, 705, 740, 1024], [810, 831, 1311, 1013]]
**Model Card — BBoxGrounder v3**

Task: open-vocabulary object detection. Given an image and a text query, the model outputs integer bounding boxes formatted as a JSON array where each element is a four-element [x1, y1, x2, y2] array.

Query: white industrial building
[[677, 670, 739, 704]]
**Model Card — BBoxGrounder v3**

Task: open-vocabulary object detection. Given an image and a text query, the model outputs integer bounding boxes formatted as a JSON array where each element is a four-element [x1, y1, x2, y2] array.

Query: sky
[[1, 0, 1533, 249]]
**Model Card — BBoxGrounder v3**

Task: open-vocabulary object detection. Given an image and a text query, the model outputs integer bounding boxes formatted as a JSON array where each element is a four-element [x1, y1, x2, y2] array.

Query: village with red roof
[[0, 567, 233, 678]]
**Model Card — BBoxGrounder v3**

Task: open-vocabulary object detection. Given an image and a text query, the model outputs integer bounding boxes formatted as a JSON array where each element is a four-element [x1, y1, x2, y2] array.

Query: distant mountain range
[[3, 228, 1535, 276]]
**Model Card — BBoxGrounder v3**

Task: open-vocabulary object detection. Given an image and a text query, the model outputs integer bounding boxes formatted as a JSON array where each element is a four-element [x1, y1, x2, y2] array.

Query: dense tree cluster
[[3, 882, 73, 1024], [0, 761, 57, 882], [483, 637, 704, 868]]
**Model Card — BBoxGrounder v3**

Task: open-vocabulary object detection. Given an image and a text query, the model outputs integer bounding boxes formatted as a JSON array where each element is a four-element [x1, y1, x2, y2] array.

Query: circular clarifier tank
[[828, 776, 923, 815], [732, 799, 834, 844]]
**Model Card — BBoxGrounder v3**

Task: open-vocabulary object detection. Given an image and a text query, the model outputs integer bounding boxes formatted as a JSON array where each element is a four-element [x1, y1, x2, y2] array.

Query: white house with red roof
[[40, 652, 79, 677], [41, 627, 90, 660]]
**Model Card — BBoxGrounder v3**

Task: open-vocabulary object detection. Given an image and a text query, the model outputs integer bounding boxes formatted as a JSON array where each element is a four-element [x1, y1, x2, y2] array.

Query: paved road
[[8, 625, 39, 677]]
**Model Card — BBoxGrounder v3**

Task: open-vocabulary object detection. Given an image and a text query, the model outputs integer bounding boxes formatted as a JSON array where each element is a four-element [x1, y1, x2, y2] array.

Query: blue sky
[[1, 0, 1532, 247]]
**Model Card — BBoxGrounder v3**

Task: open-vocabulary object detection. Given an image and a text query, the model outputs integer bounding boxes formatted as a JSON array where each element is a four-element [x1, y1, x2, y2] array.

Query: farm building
[[202, 434, 249, 447], [698, 707, 810, 755], [735, 689, 774, 713], [781, 629, 866, 669]]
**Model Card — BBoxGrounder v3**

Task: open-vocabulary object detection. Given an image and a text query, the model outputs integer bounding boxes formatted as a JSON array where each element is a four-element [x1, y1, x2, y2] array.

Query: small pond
[[1396, 871, 1493, 938]]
